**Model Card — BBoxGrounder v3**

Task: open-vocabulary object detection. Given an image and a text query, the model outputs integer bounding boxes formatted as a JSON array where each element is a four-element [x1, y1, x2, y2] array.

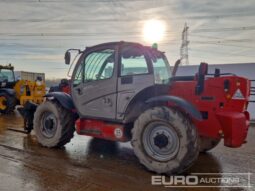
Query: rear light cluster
[[224, 79, 231, 100], [223, 78, 250, 112]]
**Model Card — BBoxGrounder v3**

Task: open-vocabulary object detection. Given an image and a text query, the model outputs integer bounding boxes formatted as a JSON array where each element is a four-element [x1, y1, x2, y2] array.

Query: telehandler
[[22, 42, 252, 174]]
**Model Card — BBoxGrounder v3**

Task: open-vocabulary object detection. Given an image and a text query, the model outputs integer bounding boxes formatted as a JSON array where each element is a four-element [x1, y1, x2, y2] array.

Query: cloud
[[0, 0, 254, 78]]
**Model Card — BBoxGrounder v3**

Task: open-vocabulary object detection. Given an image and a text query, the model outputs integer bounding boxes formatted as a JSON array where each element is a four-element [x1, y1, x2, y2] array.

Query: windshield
[[148, 49, 171, 84], [0, 69, 15, 82], [73, 49, 115, 87]]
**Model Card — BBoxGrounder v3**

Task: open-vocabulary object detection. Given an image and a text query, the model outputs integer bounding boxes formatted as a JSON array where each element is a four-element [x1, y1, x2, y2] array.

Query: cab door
[[71, 46, 118, 120], [116, 44, 154, 120]]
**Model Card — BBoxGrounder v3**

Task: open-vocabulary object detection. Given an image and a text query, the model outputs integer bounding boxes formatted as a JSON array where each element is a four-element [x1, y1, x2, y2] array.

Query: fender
[[45, 92, 75, 111], [146, 95, 202, 120], [0, 88, 16, 96], [122, 85, 169, 123]]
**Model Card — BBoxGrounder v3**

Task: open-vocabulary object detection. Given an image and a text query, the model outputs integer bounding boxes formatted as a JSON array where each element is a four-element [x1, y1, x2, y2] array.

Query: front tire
[[0, 94, 16, 114], [131, 107, 199, 175], [33, 100, 75, 147]]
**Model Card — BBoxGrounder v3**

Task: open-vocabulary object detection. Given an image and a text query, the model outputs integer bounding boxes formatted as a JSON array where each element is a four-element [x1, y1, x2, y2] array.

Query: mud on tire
[[33, 100, 75, 148], [131, 106, 199, 175]]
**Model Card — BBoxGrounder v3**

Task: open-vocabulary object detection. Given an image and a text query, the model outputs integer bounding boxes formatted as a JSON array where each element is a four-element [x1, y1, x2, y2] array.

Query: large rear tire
[[199, 136, 220, 153], [33, 100, 75, 147], [0, 93, 16, 114], [131, 107, 199, 175]]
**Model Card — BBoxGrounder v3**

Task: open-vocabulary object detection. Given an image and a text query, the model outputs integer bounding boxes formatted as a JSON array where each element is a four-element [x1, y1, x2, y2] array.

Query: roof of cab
[[85, 41, 163, 53]]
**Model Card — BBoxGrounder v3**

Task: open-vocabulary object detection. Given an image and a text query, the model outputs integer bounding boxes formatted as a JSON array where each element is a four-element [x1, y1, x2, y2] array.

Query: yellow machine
[[14, 79, 46, 106], [0, 64, 46, 114]]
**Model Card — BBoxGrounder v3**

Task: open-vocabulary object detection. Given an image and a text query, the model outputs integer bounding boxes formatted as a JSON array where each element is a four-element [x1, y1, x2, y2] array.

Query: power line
[[0, 31, 180, 37], [0, 18, 142, 23], [190, 34, 255, 42], [191, 26, 255, 33], [0, 0, 152, 3], [190, 36, 255, 45], [192, 41, 255, 49], [0, 26, 252, 38], [0, 12, 254, 23], [189, 48, 254, 58]]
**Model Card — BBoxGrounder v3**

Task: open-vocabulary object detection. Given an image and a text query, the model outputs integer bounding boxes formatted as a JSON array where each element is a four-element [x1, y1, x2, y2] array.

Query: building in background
[[175, 63, 255, 120]]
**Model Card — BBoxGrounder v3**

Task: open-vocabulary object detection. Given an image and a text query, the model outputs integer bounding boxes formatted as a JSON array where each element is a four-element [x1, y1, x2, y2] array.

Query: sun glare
[[143, 19, 166, 44]]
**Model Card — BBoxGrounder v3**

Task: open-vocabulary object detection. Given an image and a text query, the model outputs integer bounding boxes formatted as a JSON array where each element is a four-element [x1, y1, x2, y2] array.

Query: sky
[[0, 0, 254, 79]]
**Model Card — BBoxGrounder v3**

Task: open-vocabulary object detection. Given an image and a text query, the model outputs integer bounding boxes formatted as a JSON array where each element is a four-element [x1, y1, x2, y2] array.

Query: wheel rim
[[40, 112, 58, 138], [0, 96, 7, 110], [142, 122, 180, 161]]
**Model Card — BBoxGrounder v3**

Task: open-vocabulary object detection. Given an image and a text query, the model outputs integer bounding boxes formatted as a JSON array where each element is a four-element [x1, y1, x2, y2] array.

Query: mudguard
[[45, 92, 75, 111], [18, 93, 75, 134], [146, 95, 202, 120], [0, 88, 16, 96]]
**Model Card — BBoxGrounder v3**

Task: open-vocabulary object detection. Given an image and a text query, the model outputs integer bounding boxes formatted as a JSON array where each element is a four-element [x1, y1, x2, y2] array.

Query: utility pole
[[180, 23, 189, 65]]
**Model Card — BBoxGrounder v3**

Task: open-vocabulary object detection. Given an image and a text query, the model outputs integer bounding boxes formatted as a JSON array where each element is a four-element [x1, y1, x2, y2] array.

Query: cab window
[[150, 51, 171, 84], [121, 46, 149, 76], [73, 64, 83, 86], [73, 49, 115, 86], [0, 69, 15, 82]]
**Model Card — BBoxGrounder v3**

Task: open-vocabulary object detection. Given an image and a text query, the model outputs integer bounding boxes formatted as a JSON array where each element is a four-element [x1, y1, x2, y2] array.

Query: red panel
[[76, 119, 128, 142], [216, 112, 249, 147], [169, 76, 251, 147]]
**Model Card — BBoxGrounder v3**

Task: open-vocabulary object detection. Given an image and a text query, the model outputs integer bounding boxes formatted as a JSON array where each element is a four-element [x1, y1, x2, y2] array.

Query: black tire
[[131, 106, 199, 175], [33, 100, 75, 147], [199, 136, 220, 153], [0, 94, 16, 114]]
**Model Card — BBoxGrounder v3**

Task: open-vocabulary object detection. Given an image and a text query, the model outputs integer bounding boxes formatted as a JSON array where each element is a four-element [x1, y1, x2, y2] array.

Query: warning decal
[[232, 89, 245, 100]]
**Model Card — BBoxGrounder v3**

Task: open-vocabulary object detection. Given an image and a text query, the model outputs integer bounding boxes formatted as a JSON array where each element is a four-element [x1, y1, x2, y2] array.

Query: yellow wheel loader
[[0, 64, 46, 115]]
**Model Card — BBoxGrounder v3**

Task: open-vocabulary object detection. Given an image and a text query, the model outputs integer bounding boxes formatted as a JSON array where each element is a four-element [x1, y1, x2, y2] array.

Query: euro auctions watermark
[[151, 173, 252, 188]]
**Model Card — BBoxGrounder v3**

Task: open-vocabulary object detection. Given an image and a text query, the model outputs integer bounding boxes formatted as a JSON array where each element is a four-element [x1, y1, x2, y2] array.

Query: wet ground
[[0, 112, 254, 191]]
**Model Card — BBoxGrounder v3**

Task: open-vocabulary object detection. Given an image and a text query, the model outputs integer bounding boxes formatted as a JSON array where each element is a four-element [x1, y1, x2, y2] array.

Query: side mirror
[[65, 51, 71, 65]]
